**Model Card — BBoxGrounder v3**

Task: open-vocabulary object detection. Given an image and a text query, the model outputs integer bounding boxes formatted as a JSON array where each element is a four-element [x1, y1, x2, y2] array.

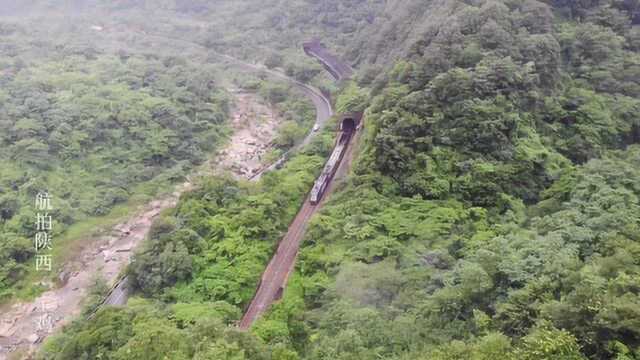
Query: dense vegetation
[[278, 0, 640, 358], [39, 131, 335, 359], [0, 20, 231, 300], [3, 0, 637, 359], [0, 2, 322, 302]]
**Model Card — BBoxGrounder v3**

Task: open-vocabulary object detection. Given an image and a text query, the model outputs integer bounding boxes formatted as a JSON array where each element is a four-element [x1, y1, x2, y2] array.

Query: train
[[309, 124, 354, 205]]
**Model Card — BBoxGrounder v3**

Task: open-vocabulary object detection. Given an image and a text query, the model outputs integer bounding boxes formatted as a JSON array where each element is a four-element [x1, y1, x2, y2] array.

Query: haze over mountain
[[1, 0, 639, 359]]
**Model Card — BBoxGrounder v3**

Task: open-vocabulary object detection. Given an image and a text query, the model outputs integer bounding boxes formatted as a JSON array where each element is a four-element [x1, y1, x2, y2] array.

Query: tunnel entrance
[[337, 112, 363, 134], [341, 118, 355, 133]]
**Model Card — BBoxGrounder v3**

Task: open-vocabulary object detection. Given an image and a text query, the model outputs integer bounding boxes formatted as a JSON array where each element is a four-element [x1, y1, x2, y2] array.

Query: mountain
[[2, 0, 639, 359]]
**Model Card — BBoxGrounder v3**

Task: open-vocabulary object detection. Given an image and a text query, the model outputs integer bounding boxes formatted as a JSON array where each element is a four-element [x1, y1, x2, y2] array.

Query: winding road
[[221, 56, 334, 180]]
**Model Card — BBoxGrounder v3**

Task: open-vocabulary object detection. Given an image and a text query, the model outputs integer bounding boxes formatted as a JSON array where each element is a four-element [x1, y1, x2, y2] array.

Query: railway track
[[238, 126, 357, 329], [94, 34, 353, 331], [96, 46, 334, 310], [0, 31, 344, 358], [239, 43, 356, 329]]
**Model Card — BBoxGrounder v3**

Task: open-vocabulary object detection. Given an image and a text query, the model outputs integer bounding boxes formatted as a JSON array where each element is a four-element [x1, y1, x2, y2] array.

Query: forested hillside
[[0, 20, 229, 300], [285, 0, 640, 358], [17, 0, 640, 359]]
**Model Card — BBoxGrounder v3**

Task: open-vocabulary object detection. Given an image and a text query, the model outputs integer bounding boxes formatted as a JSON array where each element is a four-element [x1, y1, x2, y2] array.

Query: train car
[[308, 113, 361, 205], [309, 132, 351, 205]]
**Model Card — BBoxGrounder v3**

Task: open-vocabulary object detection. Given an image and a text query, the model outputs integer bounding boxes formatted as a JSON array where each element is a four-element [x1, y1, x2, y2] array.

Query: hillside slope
[[31, 0, 640, 359]]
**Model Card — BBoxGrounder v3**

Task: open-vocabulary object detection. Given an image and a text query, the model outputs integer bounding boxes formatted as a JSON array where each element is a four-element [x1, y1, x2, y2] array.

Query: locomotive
[[309, 116, 358, 205]]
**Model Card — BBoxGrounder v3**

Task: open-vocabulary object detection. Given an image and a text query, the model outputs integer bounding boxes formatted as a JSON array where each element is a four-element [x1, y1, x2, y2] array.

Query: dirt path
[[0, 90, 283, 359]]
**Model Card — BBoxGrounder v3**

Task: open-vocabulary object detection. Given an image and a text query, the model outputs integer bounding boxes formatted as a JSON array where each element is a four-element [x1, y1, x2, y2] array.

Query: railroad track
[[94, 42, 334, 312], [92, 32, 353, 330], [239, 127, 357, 329], [239, 42, 356, 329]]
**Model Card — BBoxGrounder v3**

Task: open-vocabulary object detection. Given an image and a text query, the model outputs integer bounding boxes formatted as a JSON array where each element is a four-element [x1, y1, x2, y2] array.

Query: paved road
[[221, 57, 334, 180], [98, 30, 334, 179], [0, 198, 172, 358]]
